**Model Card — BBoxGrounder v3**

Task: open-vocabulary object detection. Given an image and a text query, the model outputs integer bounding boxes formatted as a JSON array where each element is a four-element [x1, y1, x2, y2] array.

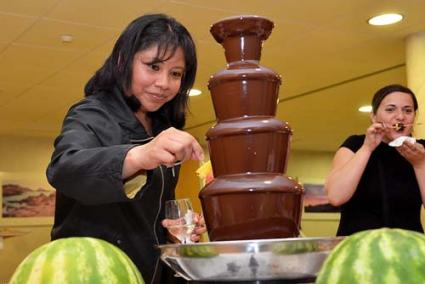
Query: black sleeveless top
[[337, 135, 424, 236]]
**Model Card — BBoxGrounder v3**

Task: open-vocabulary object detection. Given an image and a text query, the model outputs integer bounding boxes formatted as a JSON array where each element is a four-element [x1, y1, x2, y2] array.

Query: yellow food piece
[[196, 161, 212, 179]]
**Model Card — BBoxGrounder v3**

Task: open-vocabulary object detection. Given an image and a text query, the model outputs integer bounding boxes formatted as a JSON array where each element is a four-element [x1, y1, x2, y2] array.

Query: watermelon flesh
[[9, 237, 144, 284], [317, 228, 425, 284]]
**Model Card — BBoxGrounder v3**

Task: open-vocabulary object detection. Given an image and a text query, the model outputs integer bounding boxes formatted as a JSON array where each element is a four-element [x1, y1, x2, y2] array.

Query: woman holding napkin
[[325, 84, 425, 236]]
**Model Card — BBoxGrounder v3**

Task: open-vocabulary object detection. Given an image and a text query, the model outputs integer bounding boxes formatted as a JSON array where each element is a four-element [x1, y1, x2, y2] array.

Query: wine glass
[[165, 198, 195, 244]]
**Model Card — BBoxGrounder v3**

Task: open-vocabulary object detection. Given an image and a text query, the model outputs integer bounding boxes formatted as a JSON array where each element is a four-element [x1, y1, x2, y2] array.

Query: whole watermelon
[[316, 228, 425, 284], [9, 237, 144, 284]]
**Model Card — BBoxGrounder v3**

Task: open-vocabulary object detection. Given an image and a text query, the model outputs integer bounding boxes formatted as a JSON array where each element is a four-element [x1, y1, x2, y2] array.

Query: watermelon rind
[[9, 237, 144, 284], [316, 228, 425, 284]]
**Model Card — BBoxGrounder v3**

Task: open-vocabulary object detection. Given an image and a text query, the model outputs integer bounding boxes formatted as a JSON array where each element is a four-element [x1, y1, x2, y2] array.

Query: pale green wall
[[0, 135, 54, 283], [287, 150, 334, 183], [1, 226, 51, 281], [287, 150, 340, 237], [0, 136, 54, 172]]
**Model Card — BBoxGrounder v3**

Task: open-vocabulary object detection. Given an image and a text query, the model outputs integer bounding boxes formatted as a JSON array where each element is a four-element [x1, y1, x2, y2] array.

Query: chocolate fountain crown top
[[210, 15, 274, 63], [208, 16, 281, 120]]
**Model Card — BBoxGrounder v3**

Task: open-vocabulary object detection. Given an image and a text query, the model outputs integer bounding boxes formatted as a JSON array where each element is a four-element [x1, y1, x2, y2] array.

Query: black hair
[[371, 84, 418, 114], [84, 13, 197, 129]]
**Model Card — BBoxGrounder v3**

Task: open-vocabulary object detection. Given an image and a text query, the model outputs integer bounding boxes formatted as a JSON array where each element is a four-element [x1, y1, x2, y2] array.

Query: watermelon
[[9, 237, 144, 284], [316, 228, 425, 284], [272, 240, 318, 255], [178, 244, 218, 257]]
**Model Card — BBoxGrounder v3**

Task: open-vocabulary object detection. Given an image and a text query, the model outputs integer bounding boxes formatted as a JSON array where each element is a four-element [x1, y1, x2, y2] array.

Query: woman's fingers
[[190, 213, 207, 242], [167, 128, 204, 162], [397, 142, 425, 167], [190, 234, 201, 242], [364, 123, 386, 151], [191, 139, 205, 161], [153, 127, 204, 165], [161, 218, 184, 228], [193, 213, 207, 235], [162, 139, 192, 162], [132, 127, 204, 171], [193, 226, 207, 235], [162, 212, 207, 243]]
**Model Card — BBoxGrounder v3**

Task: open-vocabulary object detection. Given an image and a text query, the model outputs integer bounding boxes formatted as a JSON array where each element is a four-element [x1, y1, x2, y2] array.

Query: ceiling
[[1, 0, 425, 152]]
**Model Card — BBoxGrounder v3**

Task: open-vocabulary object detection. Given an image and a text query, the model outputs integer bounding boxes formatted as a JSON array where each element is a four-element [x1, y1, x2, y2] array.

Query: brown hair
[[371, 84, 418, 114]]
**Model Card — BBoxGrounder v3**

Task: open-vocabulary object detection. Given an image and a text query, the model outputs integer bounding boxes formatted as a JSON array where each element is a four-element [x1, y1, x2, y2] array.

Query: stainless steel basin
[[158, 236, 343, 281]]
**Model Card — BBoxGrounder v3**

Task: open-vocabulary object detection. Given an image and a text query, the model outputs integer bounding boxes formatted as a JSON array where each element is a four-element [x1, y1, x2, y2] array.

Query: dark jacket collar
[[97, 87, 170, 137]]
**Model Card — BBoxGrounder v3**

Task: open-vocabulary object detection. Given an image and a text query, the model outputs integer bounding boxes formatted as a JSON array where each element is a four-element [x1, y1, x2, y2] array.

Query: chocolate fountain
[[199, 15, 304, 241], [158, 16, 343, 282]]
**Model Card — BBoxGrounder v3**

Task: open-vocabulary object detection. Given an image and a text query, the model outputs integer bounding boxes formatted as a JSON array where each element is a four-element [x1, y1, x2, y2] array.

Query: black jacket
[[47, 87, 181, 283]]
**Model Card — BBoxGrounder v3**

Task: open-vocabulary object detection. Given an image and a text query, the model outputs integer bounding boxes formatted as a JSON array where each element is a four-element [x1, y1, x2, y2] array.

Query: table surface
[[0, 228, 29, 238]]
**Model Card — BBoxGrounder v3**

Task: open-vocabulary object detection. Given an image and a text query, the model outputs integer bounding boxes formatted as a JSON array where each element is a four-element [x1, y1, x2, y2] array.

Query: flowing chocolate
[[199, 15, 304, 241]]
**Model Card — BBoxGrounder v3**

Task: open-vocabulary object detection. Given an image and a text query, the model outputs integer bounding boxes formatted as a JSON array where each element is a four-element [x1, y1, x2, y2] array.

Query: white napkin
[[388, 136, 416, 147]]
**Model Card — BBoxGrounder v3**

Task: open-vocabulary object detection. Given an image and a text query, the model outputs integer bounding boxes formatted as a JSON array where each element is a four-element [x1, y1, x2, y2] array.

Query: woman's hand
[[363, 122, 388, 152], [161, 218, 182, 243], [396, 141, 425, 168], [123, 127, 204, 178], [398, 142, 425, 205], [142, 127, 204, 169], [190, 213, 207, 242], [161, 212, 207, 243]]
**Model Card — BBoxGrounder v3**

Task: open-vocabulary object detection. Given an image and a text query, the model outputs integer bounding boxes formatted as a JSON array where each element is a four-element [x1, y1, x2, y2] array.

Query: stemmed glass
[[165, 198, 195, 244]]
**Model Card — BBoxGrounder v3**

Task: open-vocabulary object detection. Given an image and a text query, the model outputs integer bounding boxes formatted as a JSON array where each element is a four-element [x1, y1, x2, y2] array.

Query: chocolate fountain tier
[[210, 15, 274, 63], [199, 173, 303, 241], [209, 65, 281, 120], [207, 116, 292, 176]]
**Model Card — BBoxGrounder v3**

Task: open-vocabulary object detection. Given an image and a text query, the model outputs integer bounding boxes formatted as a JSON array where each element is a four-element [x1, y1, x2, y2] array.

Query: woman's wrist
[[413, 159, 425, 170], [359, 144, 374, 156], [123, 145, 151, 179]]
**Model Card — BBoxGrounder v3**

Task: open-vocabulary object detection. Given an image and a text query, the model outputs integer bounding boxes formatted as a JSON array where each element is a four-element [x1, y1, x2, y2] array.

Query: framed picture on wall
[[0, 172, 55, 226], [303, 183, 340, 213]]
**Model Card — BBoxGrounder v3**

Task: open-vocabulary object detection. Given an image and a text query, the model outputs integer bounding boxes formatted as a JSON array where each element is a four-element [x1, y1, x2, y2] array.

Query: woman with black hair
[[325, 84, 425, 236], [47, 14, 205, 283]]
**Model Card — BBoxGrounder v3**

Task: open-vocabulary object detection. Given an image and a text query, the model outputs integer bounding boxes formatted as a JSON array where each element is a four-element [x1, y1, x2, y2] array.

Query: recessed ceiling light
[[358, 105, 372, 113], [60, 34, 73, 43], [368, 13, 403, 26], [189, 89, 202, 96]]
